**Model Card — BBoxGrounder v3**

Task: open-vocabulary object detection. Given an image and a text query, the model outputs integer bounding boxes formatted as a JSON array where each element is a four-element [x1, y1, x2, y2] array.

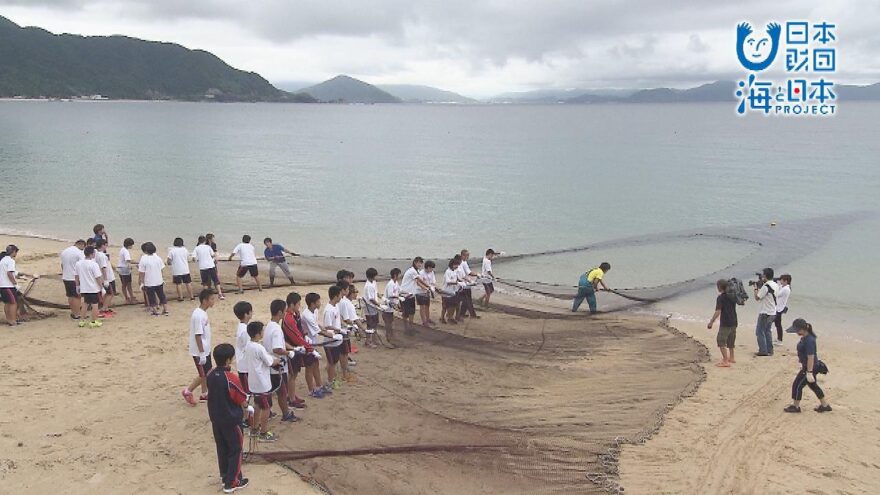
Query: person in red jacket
[[207, 343, 250, 494], [283, 292, 319, 404]]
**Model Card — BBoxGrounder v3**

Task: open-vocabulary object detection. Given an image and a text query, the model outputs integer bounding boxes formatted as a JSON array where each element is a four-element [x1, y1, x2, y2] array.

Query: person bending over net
[[572, 262, 611, 314], [263, 237, 298, 287]]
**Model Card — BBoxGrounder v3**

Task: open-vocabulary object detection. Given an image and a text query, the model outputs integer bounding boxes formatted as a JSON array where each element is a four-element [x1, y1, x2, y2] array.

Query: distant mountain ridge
[[0, 15, 313, 102], [301, 75, 401, 103], [378, 84, 475, 103]]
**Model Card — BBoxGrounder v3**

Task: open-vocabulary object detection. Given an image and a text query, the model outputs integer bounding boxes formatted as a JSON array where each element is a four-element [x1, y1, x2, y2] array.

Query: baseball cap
[[785, 318, 809, 333]]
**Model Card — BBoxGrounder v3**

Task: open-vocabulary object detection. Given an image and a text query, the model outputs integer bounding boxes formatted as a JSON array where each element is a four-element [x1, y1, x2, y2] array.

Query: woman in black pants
[[783, 318, 832, 413]]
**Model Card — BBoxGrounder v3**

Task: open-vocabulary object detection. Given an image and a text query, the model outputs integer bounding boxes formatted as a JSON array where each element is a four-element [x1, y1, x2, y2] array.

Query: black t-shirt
[[716, 293, 738, 327]]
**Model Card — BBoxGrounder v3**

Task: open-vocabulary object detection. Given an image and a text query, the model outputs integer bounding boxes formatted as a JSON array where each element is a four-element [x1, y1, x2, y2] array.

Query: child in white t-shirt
[[228, 235, 262, 294], [301, 293, 331, 397], [138, 242, 168, 316], [182, 289, 216, 406], [264, 299, 297, 423], [417, 261, 437, 327], [167, 237, 194, 302], [192, 235, 225, 300], [322, 285, 346, 388], [74, 246, 104, 328], [232, 301, 253, 392], [117, 238, 136, 304], [338, 283, 365, 376], [242, 321, 280, 442], [363, 268, 381, 348], [381, 268, 401, 347], [480, 249, 500, 307], [94, 239, 116, 317]]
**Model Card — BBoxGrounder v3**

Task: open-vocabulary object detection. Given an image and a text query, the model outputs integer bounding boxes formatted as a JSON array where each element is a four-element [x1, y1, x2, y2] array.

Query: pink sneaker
[[181, 388, 197, 406]]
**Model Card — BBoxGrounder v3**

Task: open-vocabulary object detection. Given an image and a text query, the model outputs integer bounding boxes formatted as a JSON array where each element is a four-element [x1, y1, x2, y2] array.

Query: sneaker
[[344, 374, 358, 384], [773, 340, 784, 346], [755, 352, 771, 357], [783, 405, 801, 413], [814, 404, 833, 413], [289, 399, 306, 409], [223, 477, 249, 493], [199, 394, 209, 401], [309, 389, 325, 399], [332, 378, 344, 389], [88, 320, 103, 328], [268, 411, 277, 419], [320, 385, 333, 395], [219, 295, 226, 300], [70, 313, 80, 320], [78, 320, 87, 328], [348, 358, 358, 366], [281, 412, 299, 422], [258, 431, 277, 442], [181, 388, 197, 406]]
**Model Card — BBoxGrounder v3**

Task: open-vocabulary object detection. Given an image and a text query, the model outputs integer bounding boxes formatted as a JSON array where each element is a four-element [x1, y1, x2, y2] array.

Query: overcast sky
[[2, 1, 878, 97]]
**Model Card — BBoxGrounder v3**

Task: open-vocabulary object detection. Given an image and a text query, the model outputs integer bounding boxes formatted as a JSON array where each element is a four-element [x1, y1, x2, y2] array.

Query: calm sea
[[1, 101, 878, 341]]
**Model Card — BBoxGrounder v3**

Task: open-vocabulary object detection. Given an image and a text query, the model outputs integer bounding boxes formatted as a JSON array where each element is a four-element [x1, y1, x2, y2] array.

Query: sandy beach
[[619, 319, 880, 494], [1, 233, 877, 494]]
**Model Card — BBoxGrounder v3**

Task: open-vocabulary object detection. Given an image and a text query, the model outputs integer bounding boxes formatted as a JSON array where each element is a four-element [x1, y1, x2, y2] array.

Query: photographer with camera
[[751, 267, 779, 356], [773, 274, 792, 345]]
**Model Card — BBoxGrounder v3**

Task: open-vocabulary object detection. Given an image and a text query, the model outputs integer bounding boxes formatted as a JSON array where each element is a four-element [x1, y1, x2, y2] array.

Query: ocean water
[[1, 100, 878, 340]]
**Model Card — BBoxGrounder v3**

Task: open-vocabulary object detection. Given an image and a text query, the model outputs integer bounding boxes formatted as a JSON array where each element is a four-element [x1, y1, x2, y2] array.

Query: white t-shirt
[[192, 244, 216, 270], [301, 307, 321, 344], [117, 247, 132, 269], [776, 284, 791, 312], [0, 256, 16, 288], [400, 266, 419, 295], [460, 260, 472, 277], [443, 268, 460, 292], [363, 280, 379, 315], [60, 246, 85, 281], [232, 243, 258, 266], [166, 246, 191, 276], [235, 322, 250, 373], [138, 254, 165, 287], [481, 258, 493, 278], [384, 280, 399, 300], [339, 297, 360, 323], [94, 251, 110, 284], [74, 258, 102, 293], [188, 307, 211, 357], [416, 270, 435, 295], [756, 280, 780, 316], [262, 321, 285, 375], [101, 252, 115, 283], [322, 303, 342, 347], [242, 341, 274, 393]]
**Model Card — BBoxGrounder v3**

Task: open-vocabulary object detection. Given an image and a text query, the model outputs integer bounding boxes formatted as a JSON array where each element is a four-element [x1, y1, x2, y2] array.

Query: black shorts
[[120, 273, 132, 285], [238, 372, 249, 394], [199, 268, 220, 287], [442, 294, 459, 307], [173, 274, 192, 285], [253, 393, 271, 410], [324, 345, 341, 365], [341, 340, 351, 355], [303, 352, 318, 367], [365, 314, 379, 329], [483, 282, 495, 295], [289, 354, 304, 374], [237, 265, 258, 278], [270, 372, 287, 394], [0, 287, 18, 304], [82, 292, 100, 305], [64, 280, 79, 298], [145, 284, 167, 305], [192, 355, 213, 377], [105, 281, 117, 296], [416, 294, 430, 306], [401, 297, 416, 317]]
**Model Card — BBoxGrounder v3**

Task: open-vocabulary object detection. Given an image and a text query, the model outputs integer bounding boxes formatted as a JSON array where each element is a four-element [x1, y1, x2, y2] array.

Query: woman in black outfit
[[783, 318, 832, 413]]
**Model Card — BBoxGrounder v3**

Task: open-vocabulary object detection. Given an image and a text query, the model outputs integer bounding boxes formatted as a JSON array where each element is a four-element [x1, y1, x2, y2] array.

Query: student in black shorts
[[708, 279, 738, 367]]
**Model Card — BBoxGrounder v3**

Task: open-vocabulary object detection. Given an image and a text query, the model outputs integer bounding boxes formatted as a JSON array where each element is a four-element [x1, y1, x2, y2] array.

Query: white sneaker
[[773, 340, 784, 346]]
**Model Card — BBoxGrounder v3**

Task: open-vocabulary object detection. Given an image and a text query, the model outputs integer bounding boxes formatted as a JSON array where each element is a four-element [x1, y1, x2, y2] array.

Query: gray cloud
[[2, 0, 877, 93]]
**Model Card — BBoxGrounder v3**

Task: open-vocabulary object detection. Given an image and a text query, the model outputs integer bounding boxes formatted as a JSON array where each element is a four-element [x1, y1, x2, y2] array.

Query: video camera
[[747, 272, 764, 288]]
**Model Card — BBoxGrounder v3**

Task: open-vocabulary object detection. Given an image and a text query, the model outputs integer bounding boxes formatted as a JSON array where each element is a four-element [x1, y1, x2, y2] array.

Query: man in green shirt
[[572, 262, 611, 314]]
